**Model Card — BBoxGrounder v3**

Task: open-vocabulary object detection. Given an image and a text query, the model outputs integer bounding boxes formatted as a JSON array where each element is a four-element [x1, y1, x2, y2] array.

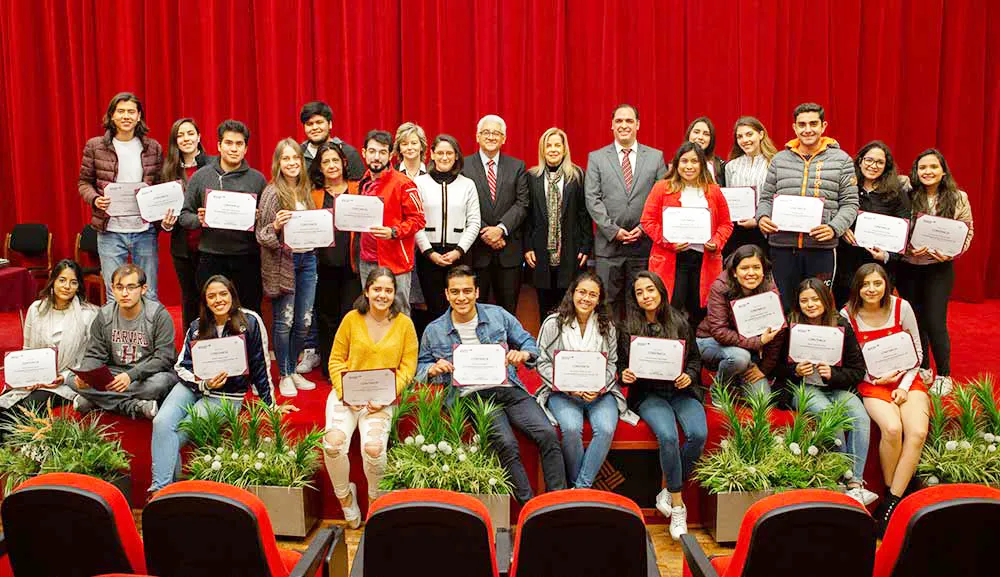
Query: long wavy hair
[[909, 148, 961, 219], [196, 275, 248, 340], [662, 141, 712, 194], [728, 116, 778, 162], [529, 127, 581, 184], [853, 140, 903, 203], [624, 271, 689, 340], [161, 117, 205, 183], [788, 277, 838, 327], [270, 138, 314, 210], [552, 270, 613, 339]]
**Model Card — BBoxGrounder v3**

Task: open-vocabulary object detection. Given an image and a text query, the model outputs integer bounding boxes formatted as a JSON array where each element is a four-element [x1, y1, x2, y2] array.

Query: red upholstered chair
[[873, 483, 1000, 577], [351, 488, 500, 577], [681, 489, 875, 577], [510, 489, 659, 577], [0, 472, 145, 577], [142, 480, 342, 577]]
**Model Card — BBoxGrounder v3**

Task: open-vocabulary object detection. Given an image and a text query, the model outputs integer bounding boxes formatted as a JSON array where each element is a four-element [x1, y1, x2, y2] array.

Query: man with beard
[[356, 130, 425, 315], [299, 101, 363, 179]]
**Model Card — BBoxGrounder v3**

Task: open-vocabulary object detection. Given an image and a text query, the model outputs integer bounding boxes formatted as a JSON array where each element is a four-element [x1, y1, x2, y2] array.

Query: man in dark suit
[[585, 104, 668, 316], [462, 114, 529, 314]]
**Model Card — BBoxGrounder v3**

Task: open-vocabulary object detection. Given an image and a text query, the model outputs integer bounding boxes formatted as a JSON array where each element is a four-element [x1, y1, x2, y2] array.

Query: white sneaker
[[73, 394, 94, 414], [655, 489, 672, 519], [290, 373, 316, 391], [931, 376, 953, 396], [669, 505, 688, 540], [341, 482, 362, 529], [846, 486, 879, 506], [296, 349, 320, 374], [919, 368, 934, 386], [278, 376, 298, 398]]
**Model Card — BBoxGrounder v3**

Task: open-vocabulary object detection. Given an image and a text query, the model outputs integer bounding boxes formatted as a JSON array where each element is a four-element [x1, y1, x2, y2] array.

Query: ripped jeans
[[272, 252, 317, 376], [323, 395, 394, 498]]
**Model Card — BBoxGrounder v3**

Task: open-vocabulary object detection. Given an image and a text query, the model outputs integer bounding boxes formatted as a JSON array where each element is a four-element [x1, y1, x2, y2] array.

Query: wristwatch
[[390, 226, 399, 239]]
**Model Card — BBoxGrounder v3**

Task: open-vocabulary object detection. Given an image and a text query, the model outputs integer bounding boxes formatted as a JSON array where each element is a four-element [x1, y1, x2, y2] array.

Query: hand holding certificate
[[453, 344, 508, 387], [788, 324, 845, 365], [731, 291, 786, 338], [104, 183, 144, 217], [910, 214, 970, 257], [136, 181, 184, 222], [662, 207, 712, 244], [552, 350, 607, 393], [853, 212, 910, 254], [342, 369, 396, 406], [191, 335, 249, 380], [628, 337, 685, 381], [861, 331, 918, 378], [3, 348, 58, 388], [204, 190, 257, 231], [771, 195, 824, 233], [284, 209, 335, 250], [334, 195, 384, 232], [720, 187, 757, 222]]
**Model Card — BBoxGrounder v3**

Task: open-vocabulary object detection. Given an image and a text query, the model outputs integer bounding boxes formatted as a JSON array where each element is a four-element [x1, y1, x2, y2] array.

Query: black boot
[[877, 493, 902, 538]]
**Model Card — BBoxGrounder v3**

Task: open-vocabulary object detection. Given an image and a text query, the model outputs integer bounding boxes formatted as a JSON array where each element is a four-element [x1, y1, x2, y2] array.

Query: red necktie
[[621, 148, 633, 191], [487, 159, 497, 203]]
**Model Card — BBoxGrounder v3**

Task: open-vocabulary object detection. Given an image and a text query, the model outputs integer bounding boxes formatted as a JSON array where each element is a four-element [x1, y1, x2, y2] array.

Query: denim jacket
[[417, 304, 539, 391]]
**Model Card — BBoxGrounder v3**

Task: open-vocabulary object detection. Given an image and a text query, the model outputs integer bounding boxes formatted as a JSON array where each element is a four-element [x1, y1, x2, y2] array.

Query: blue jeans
[[272, 252, 317, 376], [696, 336, 771, 395], [637, 393, 708, 493], [150, 383, 243, 491], [793, 386, 870, 480], [97, 227, 159, 301], [547, 392, 620, 488]]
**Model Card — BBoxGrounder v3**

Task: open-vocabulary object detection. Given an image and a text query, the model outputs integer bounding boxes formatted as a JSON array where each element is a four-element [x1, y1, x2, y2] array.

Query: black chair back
[[80, 223, 99, 254], [887, 498, 1000, 577], [8, 223, 49, 256]]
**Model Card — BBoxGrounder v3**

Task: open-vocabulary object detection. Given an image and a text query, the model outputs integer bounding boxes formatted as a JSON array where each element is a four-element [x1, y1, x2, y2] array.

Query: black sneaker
[[877, 494, 902, 538]]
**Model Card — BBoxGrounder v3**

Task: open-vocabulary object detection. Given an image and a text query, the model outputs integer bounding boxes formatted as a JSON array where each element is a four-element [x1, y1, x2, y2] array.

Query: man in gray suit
[[585, 104, 668, 315]]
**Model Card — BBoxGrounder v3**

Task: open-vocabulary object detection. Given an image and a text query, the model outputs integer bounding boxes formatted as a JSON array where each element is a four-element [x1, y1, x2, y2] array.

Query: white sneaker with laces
[[341, 482, 362, 529], [846, 486, 879, 506], [919, 368, 934, 385], [291, 373, 316, 391], [278, 376, 298, 398], [655, 489, 672, 519], [669, 505, 688, 540], [296, 349, 320, 374], [931, 376, 953, 396]]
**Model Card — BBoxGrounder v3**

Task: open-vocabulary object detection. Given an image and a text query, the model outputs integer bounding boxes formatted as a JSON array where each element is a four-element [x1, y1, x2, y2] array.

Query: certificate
[[771, 195, 824, 233], [720, 187, 757, 222], [104, 182, 144, 217], [629, 336, 686, 381], [909, 214, 970, 257], [70, 366, 114, 391], [662, 207, 712, 244], [3, 348, 58, 388], [731, 291, 786, 338], [853, 211, 910, 254], [334, 194, 384, 232], [204, 190, 257, 231], [788, 324, 844, 366], [283, 209, 335, 250], [136, 181, 184, 222], [452, 344, 508, 387], [552, 350, 607, 393], [342, 369, 397, 406], [191, 335, 249, 380], [861, 331, 919, 378]]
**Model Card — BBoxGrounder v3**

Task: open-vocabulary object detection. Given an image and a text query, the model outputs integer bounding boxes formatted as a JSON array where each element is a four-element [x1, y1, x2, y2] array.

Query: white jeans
[[323, 394, 394, 498]]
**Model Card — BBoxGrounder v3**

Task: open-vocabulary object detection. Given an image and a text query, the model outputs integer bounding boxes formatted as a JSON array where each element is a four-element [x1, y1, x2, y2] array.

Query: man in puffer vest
[[756, 102, 859, 310]]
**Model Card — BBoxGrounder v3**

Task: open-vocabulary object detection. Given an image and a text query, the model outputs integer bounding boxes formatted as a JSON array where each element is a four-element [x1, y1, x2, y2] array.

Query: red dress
[[847, 297, 928, 402]]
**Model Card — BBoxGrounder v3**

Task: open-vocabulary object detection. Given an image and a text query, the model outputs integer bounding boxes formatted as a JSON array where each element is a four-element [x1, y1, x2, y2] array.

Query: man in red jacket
[[357, 130, 425, 315]]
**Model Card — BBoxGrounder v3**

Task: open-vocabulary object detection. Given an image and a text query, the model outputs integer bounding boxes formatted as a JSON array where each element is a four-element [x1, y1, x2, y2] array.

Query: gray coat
[[756, 139, 859, 249], [79, 297, 177, 383], [584, 143, 667, 258]]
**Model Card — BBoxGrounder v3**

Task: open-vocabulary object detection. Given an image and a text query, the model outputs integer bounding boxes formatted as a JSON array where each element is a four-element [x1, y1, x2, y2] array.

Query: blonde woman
[[525, 127, 593, 316], [256, 138, 318, 397], [723, 116, 778, 256], [394, 122, 428, 179]]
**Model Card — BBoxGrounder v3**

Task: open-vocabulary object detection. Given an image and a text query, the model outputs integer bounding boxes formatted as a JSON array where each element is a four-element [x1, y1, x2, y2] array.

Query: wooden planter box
[[471, 493, 511, 530], [249, 484, 320, 538], [702, 489, 775, 543]]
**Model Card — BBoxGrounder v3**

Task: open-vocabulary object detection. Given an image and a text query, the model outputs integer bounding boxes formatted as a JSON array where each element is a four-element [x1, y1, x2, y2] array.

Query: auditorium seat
[[0, 472, 146, 577], [680, 489, 875, 577], [510, 489, 659, 577], [351, 488, 502, 577], [873, 484, 1000, 577], [142, 480, 341, 577]]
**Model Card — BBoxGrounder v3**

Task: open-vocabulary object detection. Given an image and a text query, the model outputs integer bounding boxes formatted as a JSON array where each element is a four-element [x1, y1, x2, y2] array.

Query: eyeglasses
[[113, 284, 142, 293], [479, 130, 504, 139], [861, 157, 886, 168], [574, 289, 600, 300]]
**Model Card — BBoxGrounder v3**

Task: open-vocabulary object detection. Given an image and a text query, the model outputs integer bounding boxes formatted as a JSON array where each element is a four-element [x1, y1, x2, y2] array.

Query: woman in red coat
[[641, 141, 732, 327]]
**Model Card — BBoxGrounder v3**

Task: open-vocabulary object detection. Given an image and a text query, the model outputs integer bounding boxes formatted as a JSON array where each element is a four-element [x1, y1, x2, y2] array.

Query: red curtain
[[1, 0, 997, 304]]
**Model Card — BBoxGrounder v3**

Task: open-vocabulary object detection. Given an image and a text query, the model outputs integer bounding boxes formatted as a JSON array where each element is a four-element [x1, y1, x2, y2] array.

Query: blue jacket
[[418, 304, 539, 391], [174, 308, 274, 405]]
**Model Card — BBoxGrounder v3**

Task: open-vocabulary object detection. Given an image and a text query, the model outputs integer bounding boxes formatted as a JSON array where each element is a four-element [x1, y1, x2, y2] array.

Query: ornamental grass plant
[[0, 402, 131, 495], [694, 380, 855, 494], [180, 399, 324, 488], [918, 375, 1000, 485]]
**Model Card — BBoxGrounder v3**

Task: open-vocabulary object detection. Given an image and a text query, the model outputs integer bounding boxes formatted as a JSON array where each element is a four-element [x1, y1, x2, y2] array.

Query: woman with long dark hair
[[685, 116, 726, 185]]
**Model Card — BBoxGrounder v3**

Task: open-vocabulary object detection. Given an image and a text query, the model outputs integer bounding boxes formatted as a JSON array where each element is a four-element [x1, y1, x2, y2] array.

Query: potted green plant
[[0, 403, 131, 500], [695, 381, 854, 542], [918, 376, 1000, 486], [179, 399, 324, 538], [380, 385, 513, 528]]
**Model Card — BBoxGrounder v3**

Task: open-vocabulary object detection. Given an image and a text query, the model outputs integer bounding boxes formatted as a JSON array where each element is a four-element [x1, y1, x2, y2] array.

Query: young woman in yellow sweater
[[324, 266, 418, 527]]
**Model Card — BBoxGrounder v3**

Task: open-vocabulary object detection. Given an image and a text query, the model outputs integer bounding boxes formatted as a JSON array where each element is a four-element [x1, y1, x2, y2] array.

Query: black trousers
[[535, 268, 566, 320], [172, 252, 200, 331], [897, 261, 954, 376], [198, 252, 263, 314], [722, 225, 767, 260], [475, 261, 521, 315], [769, 246, 836, 311], [832, 242, 898, 309], [315, 264, 361, 378], [672, 250, 706, 329]]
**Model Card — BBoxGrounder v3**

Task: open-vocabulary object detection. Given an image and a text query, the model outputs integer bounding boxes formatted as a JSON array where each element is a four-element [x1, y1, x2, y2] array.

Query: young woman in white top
[[722, 116, 777, 257]]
